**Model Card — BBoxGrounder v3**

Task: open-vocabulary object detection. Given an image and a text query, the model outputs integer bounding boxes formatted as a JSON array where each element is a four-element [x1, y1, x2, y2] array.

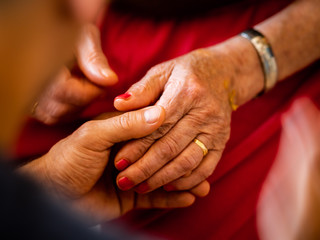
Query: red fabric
[[14, 0, 320, 239]]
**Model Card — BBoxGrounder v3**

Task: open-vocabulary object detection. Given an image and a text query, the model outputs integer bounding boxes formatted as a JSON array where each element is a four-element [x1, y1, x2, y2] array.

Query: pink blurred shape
[[257, 97, 320, 240]]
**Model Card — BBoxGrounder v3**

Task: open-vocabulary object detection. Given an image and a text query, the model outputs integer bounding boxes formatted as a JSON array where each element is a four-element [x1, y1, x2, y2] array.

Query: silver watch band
[[240, 29, 278, 94]]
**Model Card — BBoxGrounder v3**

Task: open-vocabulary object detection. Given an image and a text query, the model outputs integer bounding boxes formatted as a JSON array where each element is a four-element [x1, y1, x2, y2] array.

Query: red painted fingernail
[[118, 177, 135, 190], [115, 159, 130, 171], [136, 182, 149, 194], [115, 92, 131, 100], [163, 184, 176, 192]]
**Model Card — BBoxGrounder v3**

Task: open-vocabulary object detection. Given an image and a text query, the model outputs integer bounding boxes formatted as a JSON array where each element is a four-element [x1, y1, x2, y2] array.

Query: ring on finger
[[193, 138, 208, 157]]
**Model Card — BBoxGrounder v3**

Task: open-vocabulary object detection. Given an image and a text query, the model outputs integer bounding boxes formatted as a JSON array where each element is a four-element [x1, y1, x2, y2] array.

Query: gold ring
[[193, 138, 208, 157]]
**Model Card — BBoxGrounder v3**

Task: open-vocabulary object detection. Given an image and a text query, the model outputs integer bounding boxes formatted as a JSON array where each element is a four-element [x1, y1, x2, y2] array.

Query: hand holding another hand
[[22, 106, 209, 223], [113, 47, 235, 194]]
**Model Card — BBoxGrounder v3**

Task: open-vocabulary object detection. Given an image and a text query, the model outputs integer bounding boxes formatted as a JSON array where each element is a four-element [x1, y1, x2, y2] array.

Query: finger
[[114, 69, 197, 171], [94, 111, 123, 120], [53, 77, 103, 106], [34, 100, 72, 125], [116, 116, 201, 190], [76, 23, 118, 87], [69, 0, 106, 23], [113, 117, 179, 171], [163, 151, 220, 191], [73, 106, 165, 152], [34, 67, 104, 125], [33, 67, 70, 124], [114, 137, 155, 171], [114, 63, 173, 111], [134, 140, 204, 193], [113, 124, 179, 172], [115, 70, 190, 170], [135, 189, 195, 209], [189, 180, 211, 198]]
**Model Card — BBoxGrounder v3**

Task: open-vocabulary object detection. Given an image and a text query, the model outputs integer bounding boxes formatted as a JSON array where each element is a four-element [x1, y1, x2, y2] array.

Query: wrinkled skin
[[24, 107, 210, 224], [16, 1, 210, 223], [32, 24, 233, 196], [114, 48, 233, 193]]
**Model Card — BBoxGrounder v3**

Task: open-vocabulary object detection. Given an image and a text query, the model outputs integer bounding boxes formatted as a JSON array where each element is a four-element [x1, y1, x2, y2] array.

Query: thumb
[[76, 23, 118, 87], [114, 64, 171, 111], [75, 106, 165, 151]]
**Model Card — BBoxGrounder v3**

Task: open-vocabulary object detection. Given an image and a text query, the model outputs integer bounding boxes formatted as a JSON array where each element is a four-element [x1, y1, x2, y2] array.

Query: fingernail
[[115, 92, 131, 100], [163, 184, 176, 192], [118, 177, 135, 190], [136, 182, 149, 194], [115, 159, 130, 171], [144, 106, 161, 124]]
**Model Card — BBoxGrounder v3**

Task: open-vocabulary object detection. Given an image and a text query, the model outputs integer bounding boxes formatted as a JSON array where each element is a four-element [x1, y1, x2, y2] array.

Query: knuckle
[[155, 137, 180, 160], [198, 168, 212, 180], [206, 126, 230, 151], [136, 161, 154, 180], [202, 107, 216, 119], [146, 66, 157, 75], [134, 138, 154, 156], [151, 177, 167, 188], [215, 110, 231, 126], [210, 101, 232, 122], [118, 138, 153, 163], [75, 121, 95, 140], [131, 80, 153, 98], [141, 81, 153, 95], [217, 118, 230, 132], [186, 76, 205, 99], [149, 123, 172, 140], [179, 154, 199, 173], [116, 113, 134, 131], [46, 101, 69, 119], [146, 64, 162, 75], [200, 122, 231, 150], [214, 132, 229, 150], [154, 169, 175, 186]]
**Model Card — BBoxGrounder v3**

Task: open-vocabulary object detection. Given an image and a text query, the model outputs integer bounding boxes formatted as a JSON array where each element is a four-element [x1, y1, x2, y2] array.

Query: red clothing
[[15, 0, 320, 239]]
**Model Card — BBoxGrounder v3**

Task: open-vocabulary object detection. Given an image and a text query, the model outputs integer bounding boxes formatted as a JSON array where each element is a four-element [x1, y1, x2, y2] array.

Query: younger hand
[[22, 106, 209, 222]]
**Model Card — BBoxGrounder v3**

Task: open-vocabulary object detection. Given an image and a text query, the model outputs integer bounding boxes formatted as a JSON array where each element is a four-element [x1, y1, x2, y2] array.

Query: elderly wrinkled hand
[[32, 23, 118, 125], [113, 48, 235, 194], [23, 106, 209, 223]]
